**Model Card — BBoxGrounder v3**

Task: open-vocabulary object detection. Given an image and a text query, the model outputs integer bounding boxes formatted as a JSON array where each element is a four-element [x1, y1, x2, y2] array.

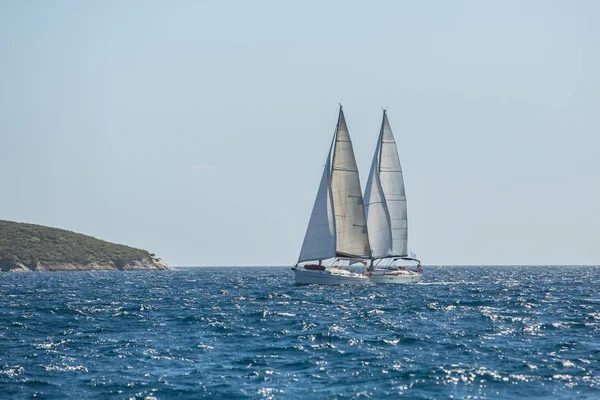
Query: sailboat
[[292, 106, 372, 285], [363, 110, 422, 283]]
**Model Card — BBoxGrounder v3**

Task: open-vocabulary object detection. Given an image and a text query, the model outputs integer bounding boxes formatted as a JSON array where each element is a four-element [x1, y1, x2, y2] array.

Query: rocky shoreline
[[0, 257, 171, 272]]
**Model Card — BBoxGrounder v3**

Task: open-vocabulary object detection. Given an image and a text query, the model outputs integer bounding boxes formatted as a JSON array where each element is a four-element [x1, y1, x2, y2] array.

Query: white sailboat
[[364, 110, 422, 283], [292, 106, 371, 285]]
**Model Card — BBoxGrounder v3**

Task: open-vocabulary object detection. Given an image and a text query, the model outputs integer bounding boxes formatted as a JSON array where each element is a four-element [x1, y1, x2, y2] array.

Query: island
[[0, 219, 170, 272]]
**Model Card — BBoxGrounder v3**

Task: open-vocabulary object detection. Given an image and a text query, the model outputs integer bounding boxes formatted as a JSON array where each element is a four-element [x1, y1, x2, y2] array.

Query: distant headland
[[0, 220, 170, 272]]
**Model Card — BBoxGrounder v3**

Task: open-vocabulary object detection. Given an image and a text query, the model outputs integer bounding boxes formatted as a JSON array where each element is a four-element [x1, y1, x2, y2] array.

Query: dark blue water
[[1, 266, 599, 399]]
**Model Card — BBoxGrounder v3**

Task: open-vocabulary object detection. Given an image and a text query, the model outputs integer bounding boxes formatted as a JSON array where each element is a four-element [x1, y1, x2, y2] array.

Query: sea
[[1, 266, 599, 399]]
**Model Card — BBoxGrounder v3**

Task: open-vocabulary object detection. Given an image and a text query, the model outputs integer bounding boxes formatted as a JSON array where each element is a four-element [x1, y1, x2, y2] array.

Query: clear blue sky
[[1, 1, 598, 265]]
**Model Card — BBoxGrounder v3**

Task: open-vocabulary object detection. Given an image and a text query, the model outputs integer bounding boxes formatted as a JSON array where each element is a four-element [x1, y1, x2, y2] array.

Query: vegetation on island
[[0, 219, 158, 269]]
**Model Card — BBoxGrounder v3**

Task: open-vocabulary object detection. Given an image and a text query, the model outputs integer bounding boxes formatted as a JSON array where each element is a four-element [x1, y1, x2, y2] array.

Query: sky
[[1, 1, 598, 266]]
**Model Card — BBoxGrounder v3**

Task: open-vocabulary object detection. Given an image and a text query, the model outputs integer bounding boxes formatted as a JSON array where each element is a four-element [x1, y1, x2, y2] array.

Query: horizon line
[[170, 264, 600, 268]]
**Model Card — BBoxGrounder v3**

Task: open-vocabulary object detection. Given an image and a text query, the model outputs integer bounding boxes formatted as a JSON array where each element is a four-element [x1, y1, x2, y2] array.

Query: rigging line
[[332, 167, 358, 172]]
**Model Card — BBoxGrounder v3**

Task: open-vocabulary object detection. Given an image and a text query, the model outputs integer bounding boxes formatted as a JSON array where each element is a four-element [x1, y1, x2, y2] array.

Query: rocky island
[[0, 220, 170, 272]]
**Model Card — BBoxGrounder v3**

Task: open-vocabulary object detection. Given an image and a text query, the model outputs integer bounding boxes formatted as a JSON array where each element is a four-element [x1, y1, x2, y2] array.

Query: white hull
[[293, 268, 369, 285], [369, 270, 421, 284]]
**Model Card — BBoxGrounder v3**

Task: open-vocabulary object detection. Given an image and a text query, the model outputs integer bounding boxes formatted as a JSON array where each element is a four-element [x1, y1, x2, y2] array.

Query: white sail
[[331, 108, 371, 258], [363, 127, 393, 258], [379, 111, 408, 256], [298, 138, 336, 263]]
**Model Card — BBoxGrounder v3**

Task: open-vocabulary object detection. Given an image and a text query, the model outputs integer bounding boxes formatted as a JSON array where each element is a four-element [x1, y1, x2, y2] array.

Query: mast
[[364, 109, 409, 260], [363, 110, 393, 259]]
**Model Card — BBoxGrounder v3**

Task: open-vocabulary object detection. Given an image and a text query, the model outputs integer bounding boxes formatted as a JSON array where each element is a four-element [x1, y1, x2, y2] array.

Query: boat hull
[[369, 270, 421, 284], [293, 268, 369, 285]]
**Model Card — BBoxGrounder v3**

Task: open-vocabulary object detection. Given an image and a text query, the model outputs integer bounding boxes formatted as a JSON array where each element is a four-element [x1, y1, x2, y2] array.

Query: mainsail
[[364, 110, 409, 258], [331, 108, 371, 258], [298, 106, 371, 263]]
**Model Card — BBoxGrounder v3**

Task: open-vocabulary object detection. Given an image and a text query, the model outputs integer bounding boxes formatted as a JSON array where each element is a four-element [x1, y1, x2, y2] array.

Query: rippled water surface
[[1, 266, 600, 399]]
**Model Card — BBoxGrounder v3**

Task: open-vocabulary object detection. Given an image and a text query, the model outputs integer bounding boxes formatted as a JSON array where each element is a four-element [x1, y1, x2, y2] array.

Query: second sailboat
[[363, 110, 422, 283]]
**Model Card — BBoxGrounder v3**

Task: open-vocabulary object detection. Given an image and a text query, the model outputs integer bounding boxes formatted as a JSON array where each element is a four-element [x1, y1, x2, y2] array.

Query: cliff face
[[0, 258, 171, 272], [0, 219, 171, 272], [0, 257, 170, 272]]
